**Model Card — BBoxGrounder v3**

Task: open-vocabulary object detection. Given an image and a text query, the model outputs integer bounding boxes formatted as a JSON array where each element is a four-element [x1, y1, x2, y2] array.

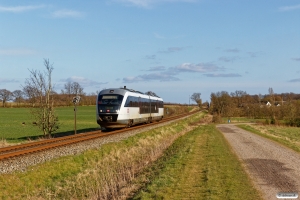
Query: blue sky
[[1, 0, 299, 103]]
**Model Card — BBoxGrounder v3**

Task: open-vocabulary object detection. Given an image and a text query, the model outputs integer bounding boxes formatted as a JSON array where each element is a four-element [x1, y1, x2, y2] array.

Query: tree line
[[208, 89, 300, 126], [0, 78, 97, 108]]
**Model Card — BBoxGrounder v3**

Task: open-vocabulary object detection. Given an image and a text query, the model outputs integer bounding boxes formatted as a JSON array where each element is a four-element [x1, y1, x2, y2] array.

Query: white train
[[96, 86, 164, 129]]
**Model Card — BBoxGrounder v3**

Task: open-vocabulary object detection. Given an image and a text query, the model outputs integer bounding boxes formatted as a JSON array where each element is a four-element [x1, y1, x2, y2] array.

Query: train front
[[96, 89, 127, 129]]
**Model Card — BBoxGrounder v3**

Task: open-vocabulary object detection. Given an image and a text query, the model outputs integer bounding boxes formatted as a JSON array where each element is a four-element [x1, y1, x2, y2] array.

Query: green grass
[[132, 125, 262, 200], [0, 106, 99, 143], [237, 124, 300, 153], [0, 112, 204, 199]]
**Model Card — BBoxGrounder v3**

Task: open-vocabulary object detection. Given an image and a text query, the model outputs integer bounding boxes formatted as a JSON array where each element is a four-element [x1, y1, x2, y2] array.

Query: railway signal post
[[72, 96, 81, 134]]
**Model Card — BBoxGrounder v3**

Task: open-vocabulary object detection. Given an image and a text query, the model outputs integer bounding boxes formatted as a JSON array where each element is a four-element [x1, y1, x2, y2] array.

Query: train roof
[[99, 87, 161, 98]]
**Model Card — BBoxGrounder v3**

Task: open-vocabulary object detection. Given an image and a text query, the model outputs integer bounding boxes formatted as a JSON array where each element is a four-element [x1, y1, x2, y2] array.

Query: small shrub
[[212, 115, 222, 123], [285, 118, 300, 127], [264, 119, 270, 125]]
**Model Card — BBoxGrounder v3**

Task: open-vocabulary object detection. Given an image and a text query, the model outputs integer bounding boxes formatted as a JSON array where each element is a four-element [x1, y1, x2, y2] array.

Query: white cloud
[[204, 73, 242, 77], [145, 66, 166, 71], [113, 0, 197, 8], [63, 76, 108, 87], [0, 5, 45, 13], [279, 4, 300, 12], [0, 78, 18, 84], [123, 73, 180, 83], [122, 62, 229, 83], [52, 9, 84, 18], [0, 48, 36, 56], [159, 47, 184, 53], [218, 56, 239, 62], [170, 63, 224, 73]]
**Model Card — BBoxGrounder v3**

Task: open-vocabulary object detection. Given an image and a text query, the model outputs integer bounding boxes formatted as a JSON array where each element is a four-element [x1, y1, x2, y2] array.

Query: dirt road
[[217, 124, 300, 200]]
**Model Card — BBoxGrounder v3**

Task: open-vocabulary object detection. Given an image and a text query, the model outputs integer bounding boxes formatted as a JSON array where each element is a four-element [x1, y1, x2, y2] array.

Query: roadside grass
[[237, 124, 300, 153], [0, 112, 205, 199], [132, 124, 262, 200], [221, 117, 264, 124], [0, 106, 99, 143]]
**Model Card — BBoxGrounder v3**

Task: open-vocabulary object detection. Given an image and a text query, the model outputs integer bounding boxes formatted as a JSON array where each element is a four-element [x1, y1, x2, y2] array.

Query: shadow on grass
[[5, 127, 101, 143]]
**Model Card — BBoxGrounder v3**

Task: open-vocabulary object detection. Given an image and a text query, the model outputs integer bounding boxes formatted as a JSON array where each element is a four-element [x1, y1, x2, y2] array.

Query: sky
[[0, 0, 299, 103]]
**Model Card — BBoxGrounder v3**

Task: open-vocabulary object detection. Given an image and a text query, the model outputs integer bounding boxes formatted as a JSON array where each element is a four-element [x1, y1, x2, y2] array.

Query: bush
[[212, 115, 222, 123], [285, 118, 300, 127]]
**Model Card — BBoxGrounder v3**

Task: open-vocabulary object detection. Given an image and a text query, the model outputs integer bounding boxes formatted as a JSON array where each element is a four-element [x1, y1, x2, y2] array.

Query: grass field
[[238, 124, 300, 153], [0, 105, 194, 143], [133, 124, 262, 200], [0, 112, 261, 199], [0, 106, 99, 143]]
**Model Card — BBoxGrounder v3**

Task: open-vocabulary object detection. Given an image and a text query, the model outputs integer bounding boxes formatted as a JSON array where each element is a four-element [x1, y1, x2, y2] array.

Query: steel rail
[[0, 110, 199, 161]]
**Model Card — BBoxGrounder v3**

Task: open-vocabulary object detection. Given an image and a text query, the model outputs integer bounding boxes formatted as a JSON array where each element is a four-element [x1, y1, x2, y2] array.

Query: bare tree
[[0, 89, 12, 107], [62, 81, 84, 96], [190, 92, 202, 107], [23, 59, 59, 138], [230, 90, 247, 107], [23, 85, 38, 107], [12, 90, 24, 106], [61, 81, 84, 106], [71, 82, 84, 96], [210, 91, 233, 117], [268, 87, 275, 103]]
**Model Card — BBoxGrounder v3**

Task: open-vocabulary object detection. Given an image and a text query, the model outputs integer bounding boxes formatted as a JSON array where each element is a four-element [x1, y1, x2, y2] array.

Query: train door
[[138, 97, 142, 120], [149, 96, 152, 122]]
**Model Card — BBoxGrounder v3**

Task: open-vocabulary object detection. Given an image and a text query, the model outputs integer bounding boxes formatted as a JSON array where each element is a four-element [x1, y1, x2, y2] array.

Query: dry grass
[[238, 124, 300, 153], [22, 113, 204, 199], [189, 113, 212, 126], [53, 128, 194, 199], [0, 138, 10, 148]]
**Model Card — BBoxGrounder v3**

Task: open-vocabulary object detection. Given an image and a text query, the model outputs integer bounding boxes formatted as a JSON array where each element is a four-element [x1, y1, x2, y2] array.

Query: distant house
[[260, 101, 282, 107]]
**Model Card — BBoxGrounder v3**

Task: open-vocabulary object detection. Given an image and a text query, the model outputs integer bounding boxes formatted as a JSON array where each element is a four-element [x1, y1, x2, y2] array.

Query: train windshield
[[98, 95, 123, 105]]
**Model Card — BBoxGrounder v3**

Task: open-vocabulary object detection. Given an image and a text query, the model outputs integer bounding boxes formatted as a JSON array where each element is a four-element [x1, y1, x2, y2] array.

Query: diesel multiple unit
[[96, 87, 164, 129]]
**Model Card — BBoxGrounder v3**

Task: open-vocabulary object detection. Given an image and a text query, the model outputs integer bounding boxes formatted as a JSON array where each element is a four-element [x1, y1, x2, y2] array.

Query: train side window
[[124, 96, 131, 107]]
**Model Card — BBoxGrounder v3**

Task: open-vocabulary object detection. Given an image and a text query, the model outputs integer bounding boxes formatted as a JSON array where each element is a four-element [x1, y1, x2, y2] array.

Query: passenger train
[[96, 86, 164, 129]]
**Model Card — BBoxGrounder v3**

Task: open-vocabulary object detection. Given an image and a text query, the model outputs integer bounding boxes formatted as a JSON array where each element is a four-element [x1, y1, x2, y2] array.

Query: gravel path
[[217, 124, 300, 200]]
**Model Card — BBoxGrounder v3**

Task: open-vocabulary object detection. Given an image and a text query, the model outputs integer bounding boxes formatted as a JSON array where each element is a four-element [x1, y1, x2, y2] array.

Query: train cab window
[[98, 95, 123, 105]]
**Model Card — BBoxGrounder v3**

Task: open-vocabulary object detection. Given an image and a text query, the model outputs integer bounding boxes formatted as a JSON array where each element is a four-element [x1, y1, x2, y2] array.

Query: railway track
[[0, 110, 199, 161]]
